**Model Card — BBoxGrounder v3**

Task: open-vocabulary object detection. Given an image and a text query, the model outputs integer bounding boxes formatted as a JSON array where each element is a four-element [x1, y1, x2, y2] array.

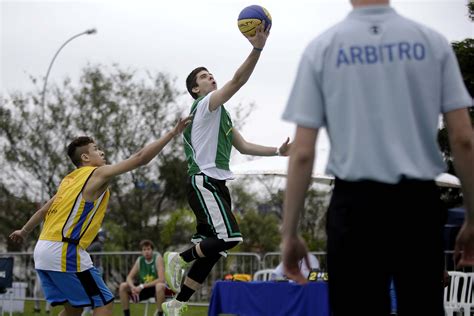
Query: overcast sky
[[1, 0, 473, 168]]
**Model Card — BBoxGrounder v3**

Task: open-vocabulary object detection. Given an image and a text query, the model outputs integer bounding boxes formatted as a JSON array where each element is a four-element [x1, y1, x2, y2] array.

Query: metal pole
[[40, 28, 97, 202]]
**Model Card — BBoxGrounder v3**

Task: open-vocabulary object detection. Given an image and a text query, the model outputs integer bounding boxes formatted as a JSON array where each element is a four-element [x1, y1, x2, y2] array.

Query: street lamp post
[[40, 28, 97, 202]]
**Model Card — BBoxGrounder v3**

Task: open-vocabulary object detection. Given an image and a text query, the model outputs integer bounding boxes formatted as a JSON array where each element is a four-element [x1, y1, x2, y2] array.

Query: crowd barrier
[[0, 250, 470, 304]]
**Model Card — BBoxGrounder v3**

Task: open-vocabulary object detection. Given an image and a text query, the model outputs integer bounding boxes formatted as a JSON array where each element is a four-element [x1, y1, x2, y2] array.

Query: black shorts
[[131, 287, 156, 302], [129, 286, 174, 302], [187, 174, 243, 243], [326, 178, 445, 316]]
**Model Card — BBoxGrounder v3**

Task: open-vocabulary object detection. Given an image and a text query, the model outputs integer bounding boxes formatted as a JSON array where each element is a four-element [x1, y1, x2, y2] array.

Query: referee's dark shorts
[[327, 178, 446, 316]]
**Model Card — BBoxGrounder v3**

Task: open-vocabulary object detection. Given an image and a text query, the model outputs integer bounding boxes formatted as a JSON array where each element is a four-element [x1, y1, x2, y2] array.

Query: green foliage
[[452, 39, 474, 99], [437, 37, 474, 207], [0, 184, 38, 251], [437, 1, 473, 207], [299, 188, 329, 251], [266, 186, 329, 251], [238, 209, 281, 253], [229, 179, 258, 213], [0, 64, 188, 250], [159, 208, 196, 251], [469, 0, 474, 21], [229, 179, 282, 253], [230, 179, 330, 253], [0, 62, 256, 252]]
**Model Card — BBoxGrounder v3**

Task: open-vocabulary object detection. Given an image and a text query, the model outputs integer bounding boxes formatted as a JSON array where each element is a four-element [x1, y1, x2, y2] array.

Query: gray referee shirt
[[282, 5, 472, 183]]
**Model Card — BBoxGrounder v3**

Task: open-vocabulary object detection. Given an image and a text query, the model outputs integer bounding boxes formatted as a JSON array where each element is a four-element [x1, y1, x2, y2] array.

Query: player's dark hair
[[139, 239, 155, 250], [67, 136, 95, 167], [186, 66, 208, 99]]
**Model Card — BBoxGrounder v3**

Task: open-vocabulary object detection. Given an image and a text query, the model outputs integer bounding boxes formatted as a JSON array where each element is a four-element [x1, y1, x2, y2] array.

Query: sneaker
[[164, 252, 187, 292], [162, 299, 188, 316]]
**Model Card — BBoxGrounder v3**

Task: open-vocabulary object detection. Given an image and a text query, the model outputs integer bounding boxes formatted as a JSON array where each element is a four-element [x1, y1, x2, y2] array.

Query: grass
[[9, 300, 208, 316]]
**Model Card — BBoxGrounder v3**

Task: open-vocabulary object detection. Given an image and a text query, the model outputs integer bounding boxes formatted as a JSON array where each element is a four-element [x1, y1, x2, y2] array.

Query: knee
[[155, 283, 166, 293], [94, 302, 113, 315], [106, 302, 114, 311], [119, 282, 129, 293]]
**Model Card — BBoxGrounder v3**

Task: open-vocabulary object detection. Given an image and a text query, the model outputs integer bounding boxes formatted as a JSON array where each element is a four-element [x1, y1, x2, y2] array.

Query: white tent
[[231, 156, 334, 185], [230, 156, 461, 188]]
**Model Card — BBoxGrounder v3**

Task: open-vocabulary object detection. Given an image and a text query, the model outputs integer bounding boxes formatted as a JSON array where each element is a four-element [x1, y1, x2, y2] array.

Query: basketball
[[237, 5, 272, 37]]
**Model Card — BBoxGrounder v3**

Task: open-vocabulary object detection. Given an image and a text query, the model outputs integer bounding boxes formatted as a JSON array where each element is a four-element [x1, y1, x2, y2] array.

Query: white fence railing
[[0, 250, 470, 303], [0, 251, 262, 303]]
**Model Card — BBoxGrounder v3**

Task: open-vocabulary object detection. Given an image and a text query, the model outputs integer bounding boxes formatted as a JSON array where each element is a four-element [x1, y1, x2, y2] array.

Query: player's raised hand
[[246, 21, 270, 50]]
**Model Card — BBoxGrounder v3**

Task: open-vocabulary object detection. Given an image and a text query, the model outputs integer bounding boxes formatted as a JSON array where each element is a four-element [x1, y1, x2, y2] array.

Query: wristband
[[275, 148, 281, 156], [253, 47, 263, 52]]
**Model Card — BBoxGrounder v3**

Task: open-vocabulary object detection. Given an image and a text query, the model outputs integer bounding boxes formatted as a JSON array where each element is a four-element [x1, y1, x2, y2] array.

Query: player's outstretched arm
[[209, 22, 270, 112], [93, 115, 192, 185], [232, 129, 291, 156], [445, 108, 474, 267], [9, 195, 56, 243]]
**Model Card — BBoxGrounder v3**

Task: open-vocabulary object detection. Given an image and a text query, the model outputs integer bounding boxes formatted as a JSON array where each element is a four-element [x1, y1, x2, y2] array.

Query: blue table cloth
[[208, 281, 330, 316]]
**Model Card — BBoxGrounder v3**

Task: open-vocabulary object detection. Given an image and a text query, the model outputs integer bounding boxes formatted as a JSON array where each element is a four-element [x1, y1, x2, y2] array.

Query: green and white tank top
[[138, 253, 158, 284], [183, 92, 234, 180]]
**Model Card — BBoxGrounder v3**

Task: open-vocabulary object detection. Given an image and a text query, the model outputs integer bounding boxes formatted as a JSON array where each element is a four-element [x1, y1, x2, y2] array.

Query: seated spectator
[[119, 240, 171, 316], [272, 253, 320, 281]]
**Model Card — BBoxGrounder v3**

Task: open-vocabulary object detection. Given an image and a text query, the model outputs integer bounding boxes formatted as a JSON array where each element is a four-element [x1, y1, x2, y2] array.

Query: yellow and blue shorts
[[37, 267, 114, 308]]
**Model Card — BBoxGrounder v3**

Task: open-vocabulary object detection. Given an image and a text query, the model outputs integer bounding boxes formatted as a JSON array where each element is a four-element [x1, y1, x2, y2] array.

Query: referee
[[281, 0, 473, 315]]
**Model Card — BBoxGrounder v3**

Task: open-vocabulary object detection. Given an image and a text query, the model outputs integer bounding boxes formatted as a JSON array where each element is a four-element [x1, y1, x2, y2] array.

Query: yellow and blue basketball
[[237, 5, 272, 37]]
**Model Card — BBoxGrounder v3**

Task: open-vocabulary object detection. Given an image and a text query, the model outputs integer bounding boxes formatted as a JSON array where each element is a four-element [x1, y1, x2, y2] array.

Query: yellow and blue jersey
[[35, 166, 109, 272]]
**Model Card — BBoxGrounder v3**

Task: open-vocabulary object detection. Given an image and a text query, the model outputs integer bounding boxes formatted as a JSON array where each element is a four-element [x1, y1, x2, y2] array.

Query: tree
[[437, 4, 474, 207], [0, 184, 38, 251], [262, 186, 329, 251], [229, 178, 330, 253], [159, 208, 196, 251], [228, 179, 281, 253], [229, 179, 259, 214], [0, 63, 255, 251], [237, 209, 281, 253], [469, 0, 474, 21], [1, 64, 187, 250], [299, 188, 330, 251]]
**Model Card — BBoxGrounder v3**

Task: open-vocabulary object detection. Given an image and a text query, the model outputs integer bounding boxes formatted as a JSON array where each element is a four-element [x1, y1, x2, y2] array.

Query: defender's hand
[[9, 229, 27, 243], [171, 115, 193, 137], [278, 137, 292, 156]]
